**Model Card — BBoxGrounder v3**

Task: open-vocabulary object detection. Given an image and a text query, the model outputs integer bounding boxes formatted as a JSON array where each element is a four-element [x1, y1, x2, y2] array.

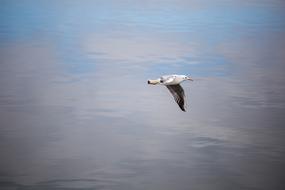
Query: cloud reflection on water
[[1, 0, 285, 189]]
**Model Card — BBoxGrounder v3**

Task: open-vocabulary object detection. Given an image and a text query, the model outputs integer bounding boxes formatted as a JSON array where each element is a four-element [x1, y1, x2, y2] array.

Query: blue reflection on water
[[1, 0, 285, 77]]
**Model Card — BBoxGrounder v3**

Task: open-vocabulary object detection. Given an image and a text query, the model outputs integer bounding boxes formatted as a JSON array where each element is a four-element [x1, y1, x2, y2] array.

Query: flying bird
[[148, 74, 193, 112]]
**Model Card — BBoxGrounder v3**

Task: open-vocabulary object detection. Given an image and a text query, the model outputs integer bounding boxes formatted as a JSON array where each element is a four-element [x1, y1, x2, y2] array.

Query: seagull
[[148, 74, 193, 112]]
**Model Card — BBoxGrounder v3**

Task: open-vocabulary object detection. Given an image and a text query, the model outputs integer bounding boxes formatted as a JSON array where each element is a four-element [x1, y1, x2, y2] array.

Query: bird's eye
[[160, 79, 163, 83]]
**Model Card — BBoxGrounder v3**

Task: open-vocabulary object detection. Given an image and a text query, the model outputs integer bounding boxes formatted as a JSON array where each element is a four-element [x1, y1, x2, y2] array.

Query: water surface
[[1, 0, 285, 189]]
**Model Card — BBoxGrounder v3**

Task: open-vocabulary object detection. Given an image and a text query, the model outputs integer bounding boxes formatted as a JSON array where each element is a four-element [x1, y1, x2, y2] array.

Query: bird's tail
[[147, 79, 160, 85]]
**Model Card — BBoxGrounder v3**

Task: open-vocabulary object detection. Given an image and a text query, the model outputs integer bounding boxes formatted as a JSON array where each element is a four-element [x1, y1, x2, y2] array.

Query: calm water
[[1, 0, 285, 189]]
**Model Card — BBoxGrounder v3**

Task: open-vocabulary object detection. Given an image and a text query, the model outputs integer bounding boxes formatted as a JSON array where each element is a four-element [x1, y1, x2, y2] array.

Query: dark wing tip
[[177, 99, 186, 111]]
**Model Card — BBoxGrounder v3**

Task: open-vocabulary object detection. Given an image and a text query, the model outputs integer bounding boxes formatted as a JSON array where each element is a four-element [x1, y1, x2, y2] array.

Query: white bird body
[[148, 74, 193, 111], [160, 75, 187, 85]]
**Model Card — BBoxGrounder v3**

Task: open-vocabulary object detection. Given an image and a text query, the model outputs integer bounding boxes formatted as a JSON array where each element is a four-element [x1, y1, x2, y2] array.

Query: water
[[1, 0, 285, 189]]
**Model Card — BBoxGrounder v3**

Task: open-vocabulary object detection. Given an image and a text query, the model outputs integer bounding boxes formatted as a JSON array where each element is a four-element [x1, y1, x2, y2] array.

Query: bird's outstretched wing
[[166, 84, 186, 111]]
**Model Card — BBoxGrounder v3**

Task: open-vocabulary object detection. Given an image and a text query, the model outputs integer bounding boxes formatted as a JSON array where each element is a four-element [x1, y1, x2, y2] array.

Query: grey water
[[1, 0, 285, 189]]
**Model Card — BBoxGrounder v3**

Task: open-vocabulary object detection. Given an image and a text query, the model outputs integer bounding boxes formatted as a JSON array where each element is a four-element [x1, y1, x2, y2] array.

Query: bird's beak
[[148, 79, 160, 85], [187, 77, 194, 81]]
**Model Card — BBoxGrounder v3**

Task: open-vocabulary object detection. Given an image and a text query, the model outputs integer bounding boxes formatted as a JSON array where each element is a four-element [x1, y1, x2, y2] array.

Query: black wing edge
[[166, 84, 186, 112]]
